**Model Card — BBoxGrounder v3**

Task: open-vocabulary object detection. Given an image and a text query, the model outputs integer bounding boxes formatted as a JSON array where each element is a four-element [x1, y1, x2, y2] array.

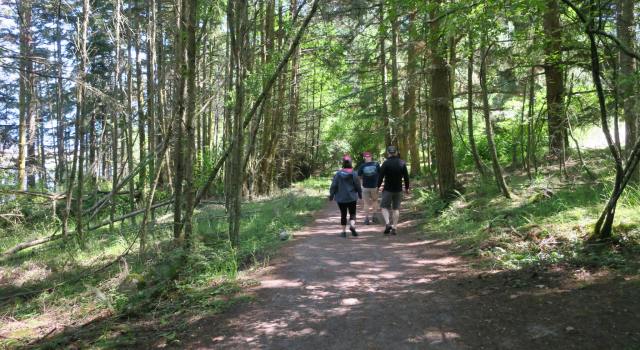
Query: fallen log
[[0, 189, 65, 200], [2, 200, 173, 258], [87, 199, 173, 231], [2, 234, 62, 257]]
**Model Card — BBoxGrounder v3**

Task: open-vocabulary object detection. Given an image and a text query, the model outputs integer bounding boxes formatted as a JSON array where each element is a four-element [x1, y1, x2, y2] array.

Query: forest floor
[[167, 199, 640, 350], [6, 166, 640, 349]]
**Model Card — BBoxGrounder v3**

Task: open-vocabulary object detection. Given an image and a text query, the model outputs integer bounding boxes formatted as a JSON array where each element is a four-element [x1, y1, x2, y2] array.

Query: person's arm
[[354, 173, 362, 199], [329, 173, 338, 200], [377, 163, 386, 189], [402, 163, 410, 193]]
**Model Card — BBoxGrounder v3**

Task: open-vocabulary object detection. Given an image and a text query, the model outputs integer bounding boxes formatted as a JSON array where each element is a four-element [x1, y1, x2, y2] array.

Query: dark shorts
[[380, 191, 403, 209]]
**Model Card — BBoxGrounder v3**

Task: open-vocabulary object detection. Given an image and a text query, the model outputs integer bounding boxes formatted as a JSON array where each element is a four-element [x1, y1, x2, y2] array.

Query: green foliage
[[418, 159, 640, 271], [194, 148, 225, 195], [194, 188, 324, 277], [0, 185, 325, 348]]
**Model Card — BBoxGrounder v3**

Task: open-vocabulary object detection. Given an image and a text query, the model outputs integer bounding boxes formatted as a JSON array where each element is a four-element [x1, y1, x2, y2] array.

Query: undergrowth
[[0, 180, 324, 349], [417, 161, 640, 272]]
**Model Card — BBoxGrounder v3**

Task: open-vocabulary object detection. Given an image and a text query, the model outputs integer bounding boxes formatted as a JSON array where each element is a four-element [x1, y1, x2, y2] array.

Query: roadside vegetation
[[0, 181, 324, 349], [416, 151, 640, 272]]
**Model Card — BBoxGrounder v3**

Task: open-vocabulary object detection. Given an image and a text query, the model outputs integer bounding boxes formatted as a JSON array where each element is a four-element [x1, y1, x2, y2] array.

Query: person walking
[[357, 151, 380, 225], [377, 146, 410, 235], [329, 155, 363, 237]]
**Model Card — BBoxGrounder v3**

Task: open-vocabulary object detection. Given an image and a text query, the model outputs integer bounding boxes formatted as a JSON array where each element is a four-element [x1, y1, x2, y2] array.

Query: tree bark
[[257, 0, 276, 195], [17, 0, 33, 191], [173, 0, 186, 239], [126, 31, 136, 216], [110, 0, 122, 231], [617, 0, 638, 182], [430, 0, 458, 199], [75, 0, 90, 242], [543, 0, 566, 158], [182, 0, 198, 242], [55, 0, 65, 186], [480, 42, 511, 199], [526, 67, 536, 180], [147, 0, 157, 190], [286, 0, 300, 187], [135, 4, 146, 205], [227, 0, 249, 247], [389, 7, 401, 149], [378, 3, 391, 147], [466, 31, 486, 177], [405, 11, 420, 176]]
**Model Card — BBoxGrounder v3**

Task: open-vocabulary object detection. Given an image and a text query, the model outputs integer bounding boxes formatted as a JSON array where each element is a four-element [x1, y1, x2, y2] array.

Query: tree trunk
[[76, 0, 90, 242], [147, 0, 157, 189], [617, 0, 638, 182], [430, 1, 458, 199], [111, 0, 122, 232], [135, 7, 146, 205], [480, 42, 511, 199], [173, 0, 186, 239], [389, 8, 401, 149], [17, 0, 33, 191], [405, 11, 420, 176], [26, 79, 37, 188], [257, 0, 276, 195], [55, 0, 65, 187], [286, 0, 300, 187], [156, 0, 167, 187], [378, 3, 391, 146], [466, 31, 486, 177], [271, 1, 286, 188], [543, 0, 566, 158], [526, 67, 535, 180], [227, 0, 249, 247], [181, 0, 198, 242], [223, 0, 233, 209], [126, 29, 136, 216]]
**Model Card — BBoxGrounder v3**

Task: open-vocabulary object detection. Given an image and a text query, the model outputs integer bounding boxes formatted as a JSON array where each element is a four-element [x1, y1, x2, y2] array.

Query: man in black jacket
[[377, 146, 410, 235]]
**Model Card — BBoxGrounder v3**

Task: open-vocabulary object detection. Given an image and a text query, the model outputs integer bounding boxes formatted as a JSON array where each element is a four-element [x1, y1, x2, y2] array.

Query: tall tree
[[110, 0, 122, 232], [430, 1, 458, 199], [466, 30, 486, 177], [389, 5, 401, 149], [227, 0, 249, 247], [617, 0, 638, 181], [404, 11, 420, 175], [257, 0, 277, 195], [378, 2, 391, 146], [135, 1, 146, 205], [76, 0, 90, 241], [182, 0, 198, 241], [543, 0, 566, 158], [147, 0, 157, 188], [17, 0, 33, 190], [55, 0, 66, 186], [480, 41, 511, 198], [286, 0, 300, 186]]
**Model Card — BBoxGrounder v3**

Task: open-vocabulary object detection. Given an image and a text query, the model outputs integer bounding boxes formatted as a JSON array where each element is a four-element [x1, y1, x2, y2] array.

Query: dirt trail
[[179, 202, 640, 350]]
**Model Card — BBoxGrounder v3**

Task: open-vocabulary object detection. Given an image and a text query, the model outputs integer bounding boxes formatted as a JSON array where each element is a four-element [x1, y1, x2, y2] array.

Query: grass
[[416, 156, 640, 271], [0, 180, 325, 349]]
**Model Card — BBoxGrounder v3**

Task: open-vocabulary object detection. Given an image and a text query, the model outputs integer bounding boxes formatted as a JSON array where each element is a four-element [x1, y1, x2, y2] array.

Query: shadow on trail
[[24, 205, 640, 350], [177, 207, 640, 350]]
